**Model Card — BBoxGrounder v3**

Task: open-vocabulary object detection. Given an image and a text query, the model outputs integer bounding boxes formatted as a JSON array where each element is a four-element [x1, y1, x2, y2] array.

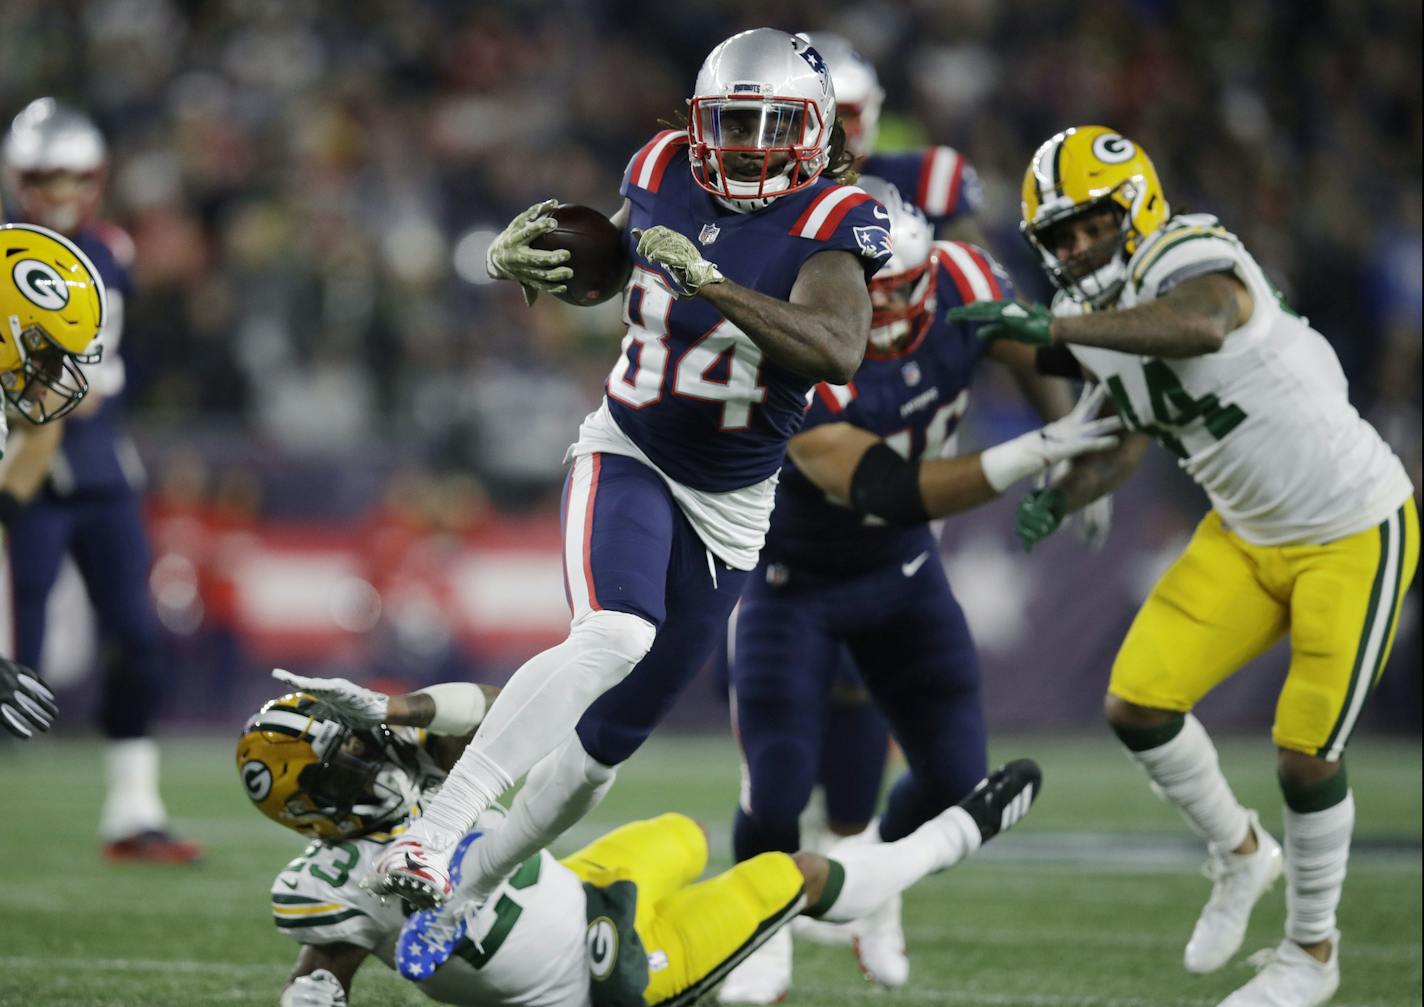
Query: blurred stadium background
[[0, 1, 1419, 1005]]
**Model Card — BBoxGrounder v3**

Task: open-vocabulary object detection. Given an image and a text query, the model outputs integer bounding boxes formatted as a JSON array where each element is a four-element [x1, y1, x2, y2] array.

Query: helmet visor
[[694, 99, 810, 150]]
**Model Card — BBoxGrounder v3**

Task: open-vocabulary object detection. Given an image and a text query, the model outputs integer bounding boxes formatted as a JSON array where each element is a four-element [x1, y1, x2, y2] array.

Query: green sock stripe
[[1281, 765, 1349, 814], [1110, 714, 1186, 752], [805, 859, 846, 918]]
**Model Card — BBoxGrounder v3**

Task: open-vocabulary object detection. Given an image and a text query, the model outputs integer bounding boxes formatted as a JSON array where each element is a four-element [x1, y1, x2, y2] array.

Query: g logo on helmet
[[242, 759, 273, 802], [586, 917, 619, 980], [1091, 133, 1136, 165], [12, 259, 70, 311]]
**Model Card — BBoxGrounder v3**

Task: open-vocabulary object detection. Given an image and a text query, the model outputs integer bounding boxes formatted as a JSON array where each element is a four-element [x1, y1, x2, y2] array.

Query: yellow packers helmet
[[0, 222, 104, 423], [1020, 125, 1169, 305], [236, 691, 421, 841]]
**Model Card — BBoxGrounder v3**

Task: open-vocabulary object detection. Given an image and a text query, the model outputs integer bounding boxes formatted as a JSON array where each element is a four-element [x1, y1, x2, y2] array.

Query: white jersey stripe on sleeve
[[922, 147, 960, 216], [938, 241, 995, 302], [795, 186, 862, 239], [635, 132, 683, 190]]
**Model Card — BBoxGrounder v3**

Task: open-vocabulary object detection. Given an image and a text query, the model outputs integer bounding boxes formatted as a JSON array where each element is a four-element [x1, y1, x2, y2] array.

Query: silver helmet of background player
[[3, 98, 108, 234], [857, 176, 938, 356], [797, 33, 883, 160], [688, 28, 837, 213]]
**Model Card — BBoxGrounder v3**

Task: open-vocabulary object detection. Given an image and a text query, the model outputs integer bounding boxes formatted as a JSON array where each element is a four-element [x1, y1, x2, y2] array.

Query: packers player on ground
[[950, 126, 1417, 1007], [241, 672, 1041, 1006], [0, 221, 107, 739]]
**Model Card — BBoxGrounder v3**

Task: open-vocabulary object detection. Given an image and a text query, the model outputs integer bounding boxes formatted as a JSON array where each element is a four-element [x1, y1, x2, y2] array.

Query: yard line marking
[[0, 956, 281, 977]]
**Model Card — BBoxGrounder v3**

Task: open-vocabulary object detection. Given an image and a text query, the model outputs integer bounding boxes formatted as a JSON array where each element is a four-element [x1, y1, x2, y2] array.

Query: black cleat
[[959, 758, 1042, 843]]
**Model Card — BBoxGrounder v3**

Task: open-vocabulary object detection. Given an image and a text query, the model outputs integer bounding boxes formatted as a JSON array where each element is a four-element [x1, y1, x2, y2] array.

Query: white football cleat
[[364, 827, 456, 909], [1185, 812, 1284, 974], [1216, 931, 1341, 1007], [717, 926, 791, 1004], [851, 892, 908, 989]]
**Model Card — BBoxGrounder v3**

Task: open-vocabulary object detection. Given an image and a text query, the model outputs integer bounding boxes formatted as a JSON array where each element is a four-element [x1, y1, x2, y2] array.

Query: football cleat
[[958, 758, 1043, 843], [365, 831, 454, 908], [1185, 813, 1284, 974], [1216, 931, 1340, 1007], [102, 829, 204, 865], [717, 925, 791, 1004], [850, 892, 908, 989]]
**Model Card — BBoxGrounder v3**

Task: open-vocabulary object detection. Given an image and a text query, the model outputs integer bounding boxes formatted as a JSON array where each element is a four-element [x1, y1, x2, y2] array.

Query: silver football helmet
[[858, 176, 937, 357], [4, 99, 108, 233], [689, 28, 837, 212], [798, 33, 883, 160]]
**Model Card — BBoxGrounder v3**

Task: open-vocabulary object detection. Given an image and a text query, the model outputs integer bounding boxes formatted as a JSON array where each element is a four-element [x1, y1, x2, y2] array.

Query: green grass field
[[1, 732, 1418, 1006]]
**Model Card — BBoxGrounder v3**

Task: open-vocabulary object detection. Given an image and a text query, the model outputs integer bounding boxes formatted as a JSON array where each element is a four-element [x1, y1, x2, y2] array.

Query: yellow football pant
[[561, 813, 807, 1006], [1109, 501, 1418, 760]]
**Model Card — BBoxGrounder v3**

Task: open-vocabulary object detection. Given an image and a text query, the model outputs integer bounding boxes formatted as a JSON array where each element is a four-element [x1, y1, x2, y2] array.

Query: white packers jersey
[[1060, 213, 1414, 545], [271, 808, 591, 1007]]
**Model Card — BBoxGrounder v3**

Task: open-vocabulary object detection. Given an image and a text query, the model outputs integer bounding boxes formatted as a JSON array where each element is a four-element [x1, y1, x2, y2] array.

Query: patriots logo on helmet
[[853, 225, 894, 262]]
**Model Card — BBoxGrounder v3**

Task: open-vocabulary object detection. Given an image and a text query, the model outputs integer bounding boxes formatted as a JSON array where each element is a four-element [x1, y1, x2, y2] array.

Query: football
[[531, 204, 631, 306]]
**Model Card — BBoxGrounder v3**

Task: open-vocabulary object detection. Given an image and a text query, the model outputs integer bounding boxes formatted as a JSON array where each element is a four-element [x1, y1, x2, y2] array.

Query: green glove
[[947, 299, 1054, 346], [633, 226, 725, 298], [486, 199, 575, 305], [1016, 487, 1067, 552]]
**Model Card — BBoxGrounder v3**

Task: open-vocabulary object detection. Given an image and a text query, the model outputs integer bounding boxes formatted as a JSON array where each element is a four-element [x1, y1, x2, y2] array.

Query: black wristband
[[0, 491, 21, 526], [848, 442, 929, 526], [1035, 343, 1083, 379]]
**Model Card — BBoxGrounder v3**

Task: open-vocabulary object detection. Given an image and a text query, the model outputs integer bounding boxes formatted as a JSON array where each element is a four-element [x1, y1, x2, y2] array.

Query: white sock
[[466, 735, 617, 901], [1127, 715, 1250, 854], [817, 807, 980, 923], [418, 609, 654, 839], [1284, 791, 1354, 944], [99, 738, 167, 840]]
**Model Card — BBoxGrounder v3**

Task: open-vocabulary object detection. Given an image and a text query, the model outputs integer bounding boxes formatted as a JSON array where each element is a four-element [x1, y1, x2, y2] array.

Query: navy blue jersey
[[608, 131, 893, 492], [860, 147, 983, 231], [55, 224, 136, 495], [763, 241, 1014, 575]]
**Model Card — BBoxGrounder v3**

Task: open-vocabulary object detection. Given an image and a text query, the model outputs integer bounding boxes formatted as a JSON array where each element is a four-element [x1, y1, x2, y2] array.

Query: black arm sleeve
[[848, 442, 929, 525], [1035, 344, 1083, 379]]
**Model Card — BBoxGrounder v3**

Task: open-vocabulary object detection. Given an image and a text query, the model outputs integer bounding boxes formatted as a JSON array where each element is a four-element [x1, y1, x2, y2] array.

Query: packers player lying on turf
[[239, 675, 1041, 1007]]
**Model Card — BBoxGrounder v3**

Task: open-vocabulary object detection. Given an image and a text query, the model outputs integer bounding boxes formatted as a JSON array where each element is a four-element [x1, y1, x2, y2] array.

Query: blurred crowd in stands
[[2, 0, 1420, 726], [2, 0, 1417, 515]]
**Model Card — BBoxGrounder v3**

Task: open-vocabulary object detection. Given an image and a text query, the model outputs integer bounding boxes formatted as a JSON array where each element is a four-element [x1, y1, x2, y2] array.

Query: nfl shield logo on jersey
[[698, 223, 721, 246], [901, 361, 922, 387]]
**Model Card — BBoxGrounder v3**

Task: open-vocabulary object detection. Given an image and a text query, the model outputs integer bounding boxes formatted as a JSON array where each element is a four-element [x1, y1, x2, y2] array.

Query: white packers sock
[[466, 735, 617, 901], [99, 738, 167, 840], [813, 806, 980, 923], [419, 610, 655, 839], [1124, 714, 1251, 853], [1284, 789, 1354, 944]]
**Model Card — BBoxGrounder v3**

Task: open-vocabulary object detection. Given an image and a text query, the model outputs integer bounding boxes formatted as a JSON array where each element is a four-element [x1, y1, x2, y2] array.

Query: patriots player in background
[[718, 179, 1115, 1002], [366, 28, 897, 909], [1, 99, 201, 862], [0, 220, 108, 740], [952, 126, 1419, 1007], [240, 673, 1041, 1007]]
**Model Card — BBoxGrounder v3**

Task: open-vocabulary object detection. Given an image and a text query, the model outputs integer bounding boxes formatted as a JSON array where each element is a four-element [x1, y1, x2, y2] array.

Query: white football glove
[[271, 668, 389, 728], [0, 657, 57, 739], [485, 199, 575, 305], [633, 225, 724, 297], [1072, 493, 1114, 550], [980, 384, 1122, 492], [281, 969, 348, 1007]]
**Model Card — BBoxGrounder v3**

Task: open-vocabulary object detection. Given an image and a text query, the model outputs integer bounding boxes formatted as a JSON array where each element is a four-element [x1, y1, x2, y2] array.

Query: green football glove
[[1016, 487, 1067, 552], [947, 299, 1054, 346], [486, 199, 575, 305], [633, 226, 725, 298]]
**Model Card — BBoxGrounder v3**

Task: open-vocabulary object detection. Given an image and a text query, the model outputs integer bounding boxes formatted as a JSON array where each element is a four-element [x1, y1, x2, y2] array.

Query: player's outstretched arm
[[986, 340, 1074, 423], [270, 670, 497, 742], [281, 943, 368, 1006], [1015, 429, 1152, 552], [788, 387, 1121, 525]]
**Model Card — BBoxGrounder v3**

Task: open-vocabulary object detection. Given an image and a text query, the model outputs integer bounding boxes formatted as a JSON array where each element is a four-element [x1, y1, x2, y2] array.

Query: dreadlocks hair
[[658, 109, 858, 186]]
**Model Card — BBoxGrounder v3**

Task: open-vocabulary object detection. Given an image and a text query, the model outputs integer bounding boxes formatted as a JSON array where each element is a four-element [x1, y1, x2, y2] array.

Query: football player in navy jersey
[[367, 27, 900, 909], [1, 99, 201, 862], [718, 179, 1121, 1002]]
